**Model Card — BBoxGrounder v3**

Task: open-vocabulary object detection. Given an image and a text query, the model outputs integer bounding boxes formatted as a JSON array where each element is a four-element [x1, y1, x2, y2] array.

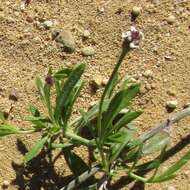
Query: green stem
[[128, 172, 148, 183], [65, 130, 95, 146], [20, 129, 36, 134], [97, 46, 130, 170]]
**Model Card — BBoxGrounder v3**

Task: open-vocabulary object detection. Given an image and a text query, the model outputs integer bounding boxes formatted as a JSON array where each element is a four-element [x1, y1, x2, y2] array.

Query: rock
[[183, 103, 190, 109], [167, 89, 176, 96], [167, 186, 176, 190], [143, 70, 153, 78], [166, 15, 176, 24], [82, 46, 95, 56], [102, 78, 109, 86], [131, 6, 142, 17], [91, 75, 103, 89], [55, 30, 76, 53], [9, 89, 18, 101], [83, 30, 91, 38], [43, 20, 53, 29], [2, 180, 10, 188], [166, 100, 178, 109]]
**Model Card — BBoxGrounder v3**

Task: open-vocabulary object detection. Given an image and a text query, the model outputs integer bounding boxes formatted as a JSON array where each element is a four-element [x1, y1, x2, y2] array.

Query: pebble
[[131, 6, 142, 17], [43, 20, 53, 29], [166, 100, 178, 109], [91, 75, 103, 89], [143, 70, 153, 78], [166, 15, 176, 24], [167, 89, 176, 96], [9, 89, 18, 101], [102, 78, 109, 86], [2, 180, 10, 188], [54, 30, 76, 53], [167, 186, 176, 190], [82, 46, 95, 56], [83, 30, 91, 38], [183, 103, 190, 109]]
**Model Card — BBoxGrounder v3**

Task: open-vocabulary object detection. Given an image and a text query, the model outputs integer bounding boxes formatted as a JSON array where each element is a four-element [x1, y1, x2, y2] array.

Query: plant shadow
[[110, 133, 190, 190], [11, 139, 73, 190]]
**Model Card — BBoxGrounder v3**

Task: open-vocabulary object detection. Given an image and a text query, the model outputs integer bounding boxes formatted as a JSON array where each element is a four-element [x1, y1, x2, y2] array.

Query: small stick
[[140, 107, 190, 142]]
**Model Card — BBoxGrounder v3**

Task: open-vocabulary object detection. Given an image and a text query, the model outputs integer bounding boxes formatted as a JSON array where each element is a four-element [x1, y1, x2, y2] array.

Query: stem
[[140, 107, 190, 142], [128, 172, 148, 183], [97, 45, 130, 170], [20, 129, 36, 134], [65, 130, 95, 146]]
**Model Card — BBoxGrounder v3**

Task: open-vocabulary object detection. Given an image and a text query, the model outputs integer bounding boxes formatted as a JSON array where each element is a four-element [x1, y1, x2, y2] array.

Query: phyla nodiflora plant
[[1, 27, 190, 190]]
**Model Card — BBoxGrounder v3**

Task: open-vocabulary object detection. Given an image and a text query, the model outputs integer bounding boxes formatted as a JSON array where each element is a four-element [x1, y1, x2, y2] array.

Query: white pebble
[[166, 100, 178, 109]]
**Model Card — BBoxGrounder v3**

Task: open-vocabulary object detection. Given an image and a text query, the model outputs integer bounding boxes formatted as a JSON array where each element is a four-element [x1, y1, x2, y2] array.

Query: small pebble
[[143, 70, 153, 78], [82, 46, 95, 56], [102, 78, 109, 86], [166, 15, 176, 24], [131, 6, 142, 17], [2, 180, 10, 188], [91, 75, 103, 89], [9, 90, 18, 101], [83, 30, 91, 38], [167, 89, 176, 96], [167, 186, 176, 190], [43, 20, 53, 29], [166, 100, 178, 109]]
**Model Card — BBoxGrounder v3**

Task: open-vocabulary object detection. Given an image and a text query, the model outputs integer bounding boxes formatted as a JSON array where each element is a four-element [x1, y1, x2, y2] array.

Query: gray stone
[[83, 30, 91, 38], [82, 46, 95, 56]]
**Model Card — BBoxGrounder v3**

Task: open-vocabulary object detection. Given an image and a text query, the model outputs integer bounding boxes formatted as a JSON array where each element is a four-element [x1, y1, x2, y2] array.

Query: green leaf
[[102, 84, 140, 134], [113, 110, 142, 132], [29, 105, 40, 117], [142, 131, 170, 155], [109, 130, 135, 163], [54, 64, 86, 124], [106, 72, 118, 98], [150, 149, 190, 183], [0, 124, 21, 137], [53, 68, 72, 80], [36, 77, 45, 100], [64, 81, 84, 123], [24, 136, 48, 163], [25, 116, 50, 129], [62, 148, 90, 176]]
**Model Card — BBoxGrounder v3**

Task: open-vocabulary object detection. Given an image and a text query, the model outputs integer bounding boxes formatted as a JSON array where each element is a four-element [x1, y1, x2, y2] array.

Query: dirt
[[0, 0, 190, 189]]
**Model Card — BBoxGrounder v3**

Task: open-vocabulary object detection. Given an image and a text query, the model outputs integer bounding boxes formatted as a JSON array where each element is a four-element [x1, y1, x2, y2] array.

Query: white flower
[[122, 26, 143, 48]]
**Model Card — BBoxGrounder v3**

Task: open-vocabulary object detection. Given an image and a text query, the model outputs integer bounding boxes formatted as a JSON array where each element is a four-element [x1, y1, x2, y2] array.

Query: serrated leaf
[[0, 124, 21, 137], [24, 136, 48, 163], [142, 131, 170, 155], [54, 64, 86, 124]]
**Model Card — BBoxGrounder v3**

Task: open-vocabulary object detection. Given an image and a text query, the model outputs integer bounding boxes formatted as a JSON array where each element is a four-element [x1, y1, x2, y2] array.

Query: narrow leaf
[[55, 64, 86, 123], [29, 105, 40, 117], [24, 136, 48, 163], [0, 124, 21, 137]]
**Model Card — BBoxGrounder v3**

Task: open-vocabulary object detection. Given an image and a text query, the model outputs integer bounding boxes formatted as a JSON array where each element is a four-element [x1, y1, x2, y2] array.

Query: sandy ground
[[0, 0, 190, 189]]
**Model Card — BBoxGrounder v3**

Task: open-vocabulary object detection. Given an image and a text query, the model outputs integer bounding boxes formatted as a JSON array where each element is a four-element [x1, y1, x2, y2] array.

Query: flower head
[[45, 75, 54, 86], [122, 26, 143, 48]]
